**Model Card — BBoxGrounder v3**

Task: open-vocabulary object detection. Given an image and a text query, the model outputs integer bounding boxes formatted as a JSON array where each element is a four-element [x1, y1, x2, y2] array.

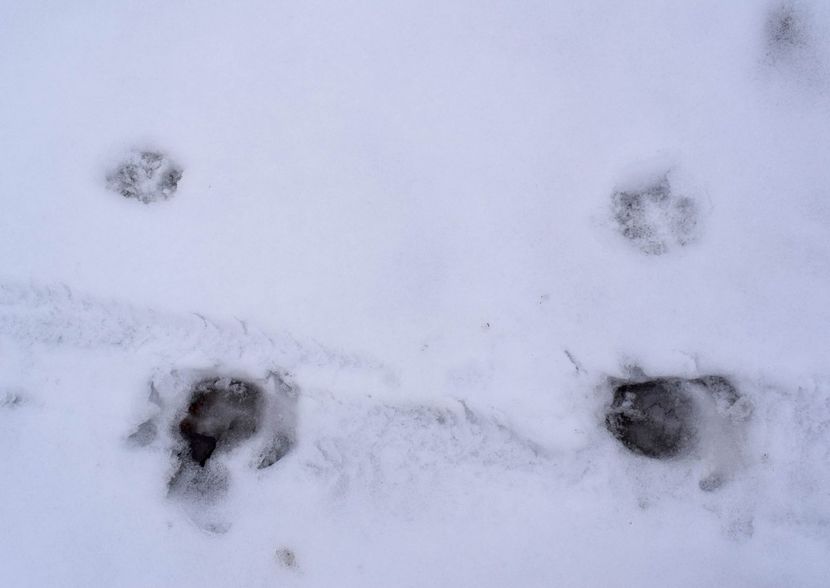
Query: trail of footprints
[[4, 3, 826, 537]]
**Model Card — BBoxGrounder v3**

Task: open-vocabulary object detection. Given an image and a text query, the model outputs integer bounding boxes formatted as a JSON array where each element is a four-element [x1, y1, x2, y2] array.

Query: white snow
[[2, 1, 830, 586]]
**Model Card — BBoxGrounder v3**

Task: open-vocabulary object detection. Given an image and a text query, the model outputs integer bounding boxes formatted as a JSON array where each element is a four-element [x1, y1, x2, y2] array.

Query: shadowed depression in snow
[[177, 377, 263, 467], [605, 375, 742, 459]]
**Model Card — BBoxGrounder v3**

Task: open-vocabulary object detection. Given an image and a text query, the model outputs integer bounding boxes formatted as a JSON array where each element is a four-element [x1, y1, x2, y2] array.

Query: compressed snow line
[[0, 279, 395, 388]]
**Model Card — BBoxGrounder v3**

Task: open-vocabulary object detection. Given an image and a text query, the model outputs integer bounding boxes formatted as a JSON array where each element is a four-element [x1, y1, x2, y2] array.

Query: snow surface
[[2, 1, 830, 586]]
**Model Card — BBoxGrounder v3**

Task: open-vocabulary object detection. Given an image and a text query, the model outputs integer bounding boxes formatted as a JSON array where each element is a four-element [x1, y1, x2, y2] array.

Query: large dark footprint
[[177, 377, 262, 467], [606, 378, 695, 458], [605, 375, 742, 460]]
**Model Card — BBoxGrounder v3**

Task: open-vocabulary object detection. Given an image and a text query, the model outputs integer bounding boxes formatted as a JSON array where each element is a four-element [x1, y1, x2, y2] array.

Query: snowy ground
[[2, 1, 830, 586]]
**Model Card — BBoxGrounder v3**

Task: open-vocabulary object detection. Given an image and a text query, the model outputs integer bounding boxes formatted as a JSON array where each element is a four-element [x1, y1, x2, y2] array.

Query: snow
[[2, 1, 830, 586]]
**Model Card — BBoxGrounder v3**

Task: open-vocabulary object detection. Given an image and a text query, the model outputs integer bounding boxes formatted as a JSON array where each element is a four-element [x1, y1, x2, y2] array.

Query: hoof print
[[605, 373, 743, 460], [606, 378, 696, 458]]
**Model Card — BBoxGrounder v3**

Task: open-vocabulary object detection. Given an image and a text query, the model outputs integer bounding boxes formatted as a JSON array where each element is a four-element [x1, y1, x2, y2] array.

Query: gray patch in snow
[[766, 3, 810, 58], [106, 150, 182, 204], [168, 459, 230, 503], [127, 419, 157, 447], [258, 432, 293, 469], [699, 472, 724, 492], [726, 515, 755, 541], [763, 2, 826, 86], [275, 548, 298, 570], [0, 390, 24, 408], [306, 399, 547, 505], [611, 172, 698, 255]]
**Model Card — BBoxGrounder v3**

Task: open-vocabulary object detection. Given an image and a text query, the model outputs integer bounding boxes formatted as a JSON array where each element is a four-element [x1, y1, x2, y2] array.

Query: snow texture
[[2, 1, 830, 586]]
